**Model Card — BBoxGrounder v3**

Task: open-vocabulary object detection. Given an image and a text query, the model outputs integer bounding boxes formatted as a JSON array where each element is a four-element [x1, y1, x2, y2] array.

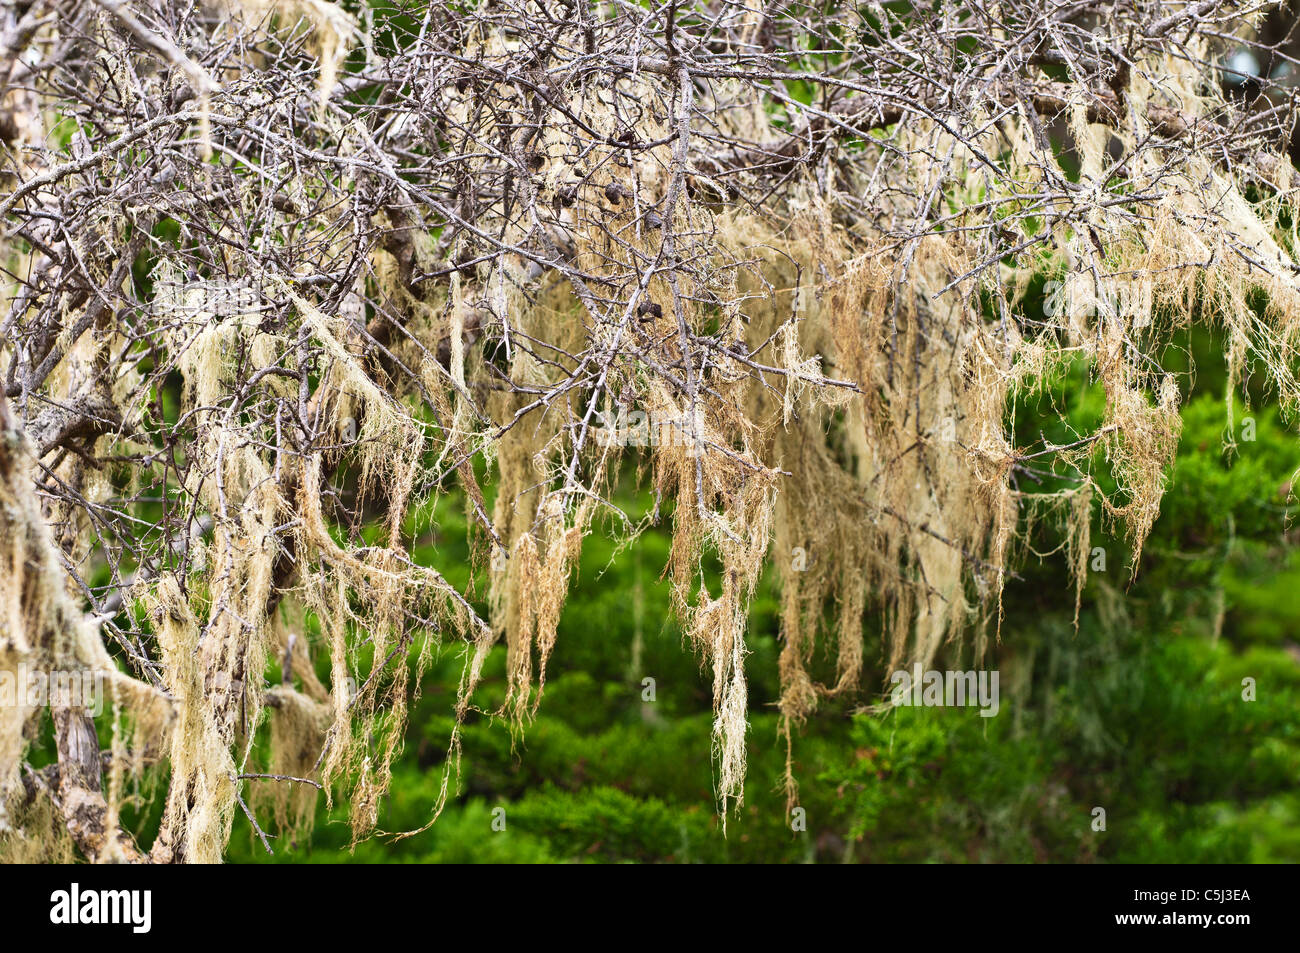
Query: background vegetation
[[197, 324, 1300, 864]]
